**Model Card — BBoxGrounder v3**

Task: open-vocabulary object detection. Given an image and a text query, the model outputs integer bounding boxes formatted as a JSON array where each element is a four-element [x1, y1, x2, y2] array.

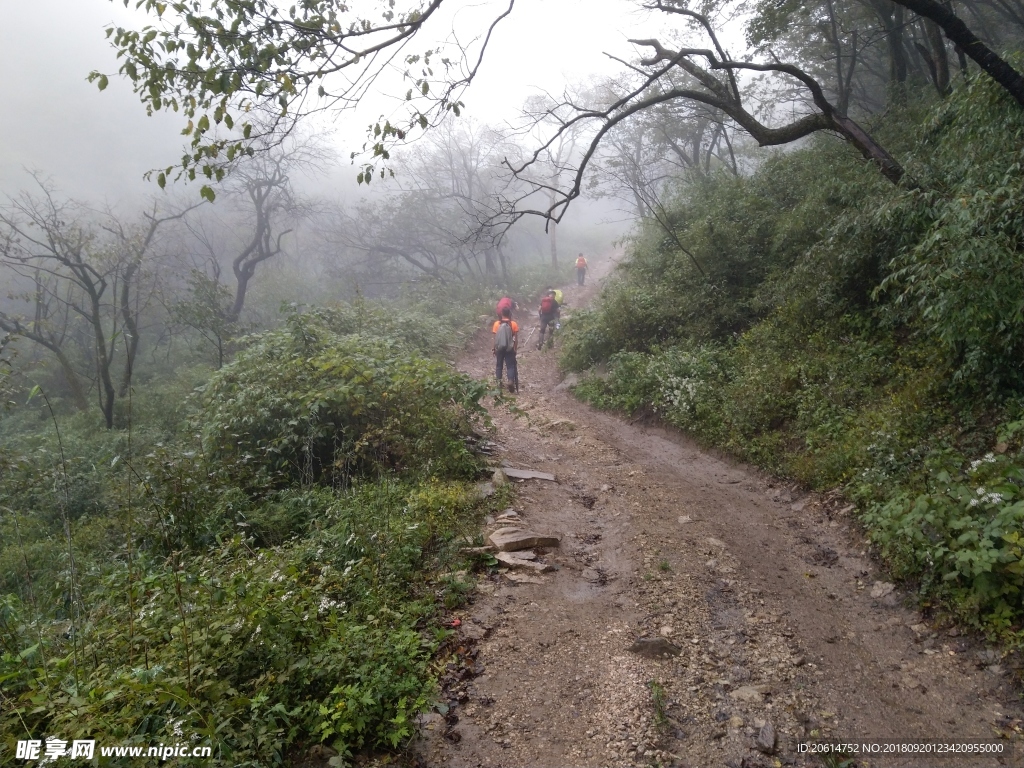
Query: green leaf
[[200, 185, 216, 202]]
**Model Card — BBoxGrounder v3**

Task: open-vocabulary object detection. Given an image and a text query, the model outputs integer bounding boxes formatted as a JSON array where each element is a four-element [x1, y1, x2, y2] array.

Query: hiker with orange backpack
[[575, 253, 588, 285], [492, 306, 519, 393], [536, 288, 560, 350]]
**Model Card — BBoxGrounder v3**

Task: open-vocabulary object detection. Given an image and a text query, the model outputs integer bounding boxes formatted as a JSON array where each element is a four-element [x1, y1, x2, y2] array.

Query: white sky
[[0, 0, 677, 204]]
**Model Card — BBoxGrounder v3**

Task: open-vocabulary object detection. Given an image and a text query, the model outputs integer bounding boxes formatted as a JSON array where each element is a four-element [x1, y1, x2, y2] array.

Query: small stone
[[627, 637, 682, 658], [554, 373, 580, 392], [707, 537, 727, 548], [870, 581, 895, 598], [492, 468, 509, 486], [729, 686, 763, 703], [678, 515, 693, 524], [791, 500, 807, 512], [416, 712, 445, 730], [977, 649, 1001, 666], [659, 626, 675, 637], [600, 484, 613, 492], [730, 665, 751, 681], [462, 624, 488, 642], [755, 723, 777, 754], [727, 716, 744, 728], [505, 573, 545, 584]]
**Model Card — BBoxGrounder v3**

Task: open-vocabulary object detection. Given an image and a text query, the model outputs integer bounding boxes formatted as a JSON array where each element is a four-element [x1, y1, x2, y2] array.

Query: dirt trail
[[417, 255, 1023, 768]]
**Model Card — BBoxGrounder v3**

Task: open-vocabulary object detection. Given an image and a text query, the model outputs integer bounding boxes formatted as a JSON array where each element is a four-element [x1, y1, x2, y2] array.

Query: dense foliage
[[0, 291, 508, 766], [565, 76, 1024, 640]]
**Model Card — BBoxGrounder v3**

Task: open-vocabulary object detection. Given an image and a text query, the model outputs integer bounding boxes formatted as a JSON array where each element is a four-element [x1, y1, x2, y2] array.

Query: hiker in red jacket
[[536, 288, 560, 350], [495, 296, 514, 319]]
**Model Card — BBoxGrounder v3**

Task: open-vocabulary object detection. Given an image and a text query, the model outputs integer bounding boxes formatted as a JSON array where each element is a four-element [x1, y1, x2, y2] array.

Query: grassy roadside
[[0, 270, 560, 766], [559, 77, 1024, 653]]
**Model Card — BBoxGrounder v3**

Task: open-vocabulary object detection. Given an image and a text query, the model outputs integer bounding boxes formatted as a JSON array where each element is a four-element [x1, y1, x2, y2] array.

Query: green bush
[[198, 311, 487, 489], [853, 74, 1024, 387], [861, 440, 1024, 633], [0, 480, 483, 765]]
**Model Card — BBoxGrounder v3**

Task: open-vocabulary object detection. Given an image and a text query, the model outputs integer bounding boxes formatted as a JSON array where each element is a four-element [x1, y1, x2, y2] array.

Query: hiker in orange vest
[[492, 307, 519, 393], [575, 253, 588, 286]]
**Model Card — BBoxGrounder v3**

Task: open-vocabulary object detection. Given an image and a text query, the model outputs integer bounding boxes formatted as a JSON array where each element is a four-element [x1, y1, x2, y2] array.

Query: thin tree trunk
[[868, 0, 910, 97], [893, 0, 1024, 106], [547, 184, 559, 266], [118, 259, 141, 397], [549, 220, 558, 266], [496, 242, 509, 282], [88, 294, 116, 429], [925, 18, 951, 94]]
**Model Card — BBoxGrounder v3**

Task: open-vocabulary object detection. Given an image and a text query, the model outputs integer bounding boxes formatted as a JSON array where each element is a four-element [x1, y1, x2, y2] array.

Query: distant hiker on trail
[[575, 253, 588, 286], [495, 296, 518, 320], [536, 288, 560, 350], [492, 307, 519, 393]]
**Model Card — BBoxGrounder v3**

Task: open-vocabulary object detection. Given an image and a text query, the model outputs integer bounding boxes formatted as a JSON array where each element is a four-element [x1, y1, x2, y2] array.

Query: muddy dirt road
[[418, 255, 1024, 768]]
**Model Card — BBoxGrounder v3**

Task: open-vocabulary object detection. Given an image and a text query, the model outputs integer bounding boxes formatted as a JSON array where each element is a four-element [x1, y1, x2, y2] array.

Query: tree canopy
[[94, 0, 514, 191]]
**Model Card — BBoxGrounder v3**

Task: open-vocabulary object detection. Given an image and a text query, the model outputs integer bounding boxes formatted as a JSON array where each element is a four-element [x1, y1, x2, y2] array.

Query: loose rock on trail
[[416, 254, 1024, 768]]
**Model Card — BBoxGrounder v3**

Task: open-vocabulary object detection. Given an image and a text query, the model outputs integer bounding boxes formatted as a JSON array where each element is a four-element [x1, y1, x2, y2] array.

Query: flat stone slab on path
[[488, 527, 561, 551], [494, 552, 555, 572], [502, 467, 557, 481]]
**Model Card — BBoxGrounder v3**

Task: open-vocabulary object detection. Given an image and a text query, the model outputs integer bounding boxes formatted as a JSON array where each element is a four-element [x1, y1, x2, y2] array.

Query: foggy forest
[[5, 0, 1024, 765]]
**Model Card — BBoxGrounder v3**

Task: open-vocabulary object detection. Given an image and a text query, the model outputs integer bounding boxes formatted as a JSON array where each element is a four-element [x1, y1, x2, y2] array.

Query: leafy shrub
[[0, 480, 484, 765], [861, 442, 1024, 632], [867, 75, 1024, 388], [198, 311, 487, 489]]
